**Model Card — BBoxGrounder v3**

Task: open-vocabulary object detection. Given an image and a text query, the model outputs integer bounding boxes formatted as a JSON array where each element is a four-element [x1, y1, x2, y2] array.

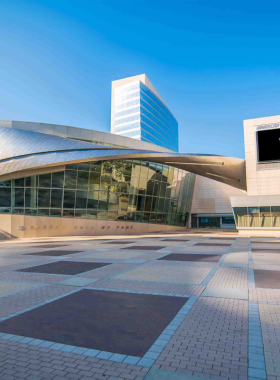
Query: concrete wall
[[1, 215, 187, 239], [244, 115, 280, 196], [191, 175, 244, 215]]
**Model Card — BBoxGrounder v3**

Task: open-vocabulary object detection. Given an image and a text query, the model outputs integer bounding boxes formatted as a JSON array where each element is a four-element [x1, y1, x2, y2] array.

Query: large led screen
[[257, 128, 280, 162]]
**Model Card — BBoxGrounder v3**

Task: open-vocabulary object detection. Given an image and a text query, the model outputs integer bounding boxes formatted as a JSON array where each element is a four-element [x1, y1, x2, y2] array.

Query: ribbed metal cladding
[[0, 126, 246, 190]]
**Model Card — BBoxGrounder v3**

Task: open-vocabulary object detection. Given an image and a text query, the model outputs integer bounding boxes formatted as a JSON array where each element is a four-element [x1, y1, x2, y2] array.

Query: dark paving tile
[[252, 249, 280, 253], [0, 289, 187, 357], [101, 241, 135, 244], [161, 239, 190, 242], [122, 246, 167, 251], [255, 270, 280, 289], [17, 261, 111, 275], [23, 250, 83, 256], [209, 237, 236, 241], [158, 253, 222, 262], [195, 243, 231, 247]]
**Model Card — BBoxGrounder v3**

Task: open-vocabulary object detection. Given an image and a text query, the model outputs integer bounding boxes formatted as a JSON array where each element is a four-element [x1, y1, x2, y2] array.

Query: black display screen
[[257, 128, 280, 162]]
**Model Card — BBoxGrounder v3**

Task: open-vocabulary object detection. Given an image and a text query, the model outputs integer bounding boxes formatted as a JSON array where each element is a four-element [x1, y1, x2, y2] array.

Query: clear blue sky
[[1, 0, 280, 158]]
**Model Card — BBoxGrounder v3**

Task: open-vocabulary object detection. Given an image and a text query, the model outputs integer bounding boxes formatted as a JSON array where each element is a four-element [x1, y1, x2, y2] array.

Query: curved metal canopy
[[0, 127, 246, 190]]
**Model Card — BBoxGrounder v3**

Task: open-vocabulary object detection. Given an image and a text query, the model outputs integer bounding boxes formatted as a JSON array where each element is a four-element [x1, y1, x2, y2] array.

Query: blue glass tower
[[111, 74, 179, 152]]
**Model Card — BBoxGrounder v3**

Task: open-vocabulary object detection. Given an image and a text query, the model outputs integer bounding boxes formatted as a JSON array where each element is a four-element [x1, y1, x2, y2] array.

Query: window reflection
[[0, 160, 195, 226]]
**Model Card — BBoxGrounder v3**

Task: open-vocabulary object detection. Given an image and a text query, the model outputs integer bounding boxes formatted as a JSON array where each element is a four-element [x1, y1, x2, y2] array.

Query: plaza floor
[[0, 230, 279, 380]]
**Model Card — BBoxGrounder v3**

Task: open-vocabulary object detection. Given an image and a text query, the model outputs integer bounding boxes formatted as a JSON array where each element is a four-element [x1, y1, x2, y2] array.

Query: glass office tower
[[111, 74, 179, 152]]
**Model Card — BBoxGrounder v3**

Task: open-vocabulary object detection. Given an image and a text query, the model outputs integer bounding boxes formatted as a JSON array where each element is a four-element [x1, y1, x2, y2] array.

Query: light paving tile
[[114, 265, 211, 284], [201, 286, 248, 300], [88, 278, 205, 296], [56, 277, 97, 286], [208, 267, 248, 289], [0, 281, 41, 298], [79, 250, 147, 259]]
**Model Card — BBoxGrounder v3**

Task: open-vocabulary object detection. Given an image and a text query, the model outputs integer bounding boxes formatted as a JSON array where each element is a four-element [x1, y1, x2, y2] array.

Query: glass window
[[135, 195, 144, 212], [108, 211, 118, 220], [221, 216, 235, 225], [66, 163, 78, 170], [157, 198, 164, 213], [75, 209, 87, 218], [25, 188, 31, 208], [233, 207, 248, 227], [25, 188, 36, 208], [13, 188, 24, 207], [248, 207, 260, 227], [38, 189, 50, 208], [128, 194, 137, 212], [162, 166, 168, 182], [3, 159, 195, 228], [144, 196, 152, 212], [159, 182, 167, 197], [87, 191, 99, 209], [260, 206, 271, 227], [86, 210, 97, 219], [89, 172, 100, 190], [123, 161, 132, 177], [272, 206, 280, 227], [51, 189, 63, 208], [77, 171, 89, 190], [98, 191, 109, 210], [12, 208, 25, 214], [143, 212, 150, 223], [90, 161, 102, 172], [130, 176, 139, 194], [75, 191, 87, 208], [63, 190, 75, 209], [100, 173, 111, 190], [102, 161, 112, 174], [39, 174, 51, 188], [25, 208, 36, 216], [126, 212, 135, 222], [97, 211, 108, 220], [153, 181, 160, 197], [112, 160, 123, 180], [52, 172, 64, 188], [14, 178, 24, 187], [146, 180, 154, 196], [0, 180, 11, 187], [37, 209, 49, 216], [198, 217, 221, 228], [65, 170, 77, 189], [63, 209, 74, 218], [25, 176, 33, 187], [164, 198, 170, 213], [50, 209, 62, 217], [0, 188, 11, 207], [0, 207, 10, 214], [78, 162, 90, 171]]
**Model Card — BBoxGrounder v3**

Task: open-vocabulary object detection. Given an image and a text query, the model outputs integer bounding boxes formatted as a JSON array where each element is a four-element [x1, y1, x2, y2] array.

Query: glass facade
[[113, 81, 179, 152], [0, 160, 195, 227], [233, 206, 280, 227]]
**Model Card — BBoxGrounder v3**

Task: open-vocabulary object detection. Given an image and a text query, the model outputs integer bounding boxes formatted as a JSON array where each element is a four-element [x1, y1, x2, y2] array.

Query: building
[[231, 115, 280, 234], [191, 175, 244, 229], [1, 110, 280, 237], [111, 74, 242, 229], [0, 120, 245, 238], [111, 74, 179, 151]]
